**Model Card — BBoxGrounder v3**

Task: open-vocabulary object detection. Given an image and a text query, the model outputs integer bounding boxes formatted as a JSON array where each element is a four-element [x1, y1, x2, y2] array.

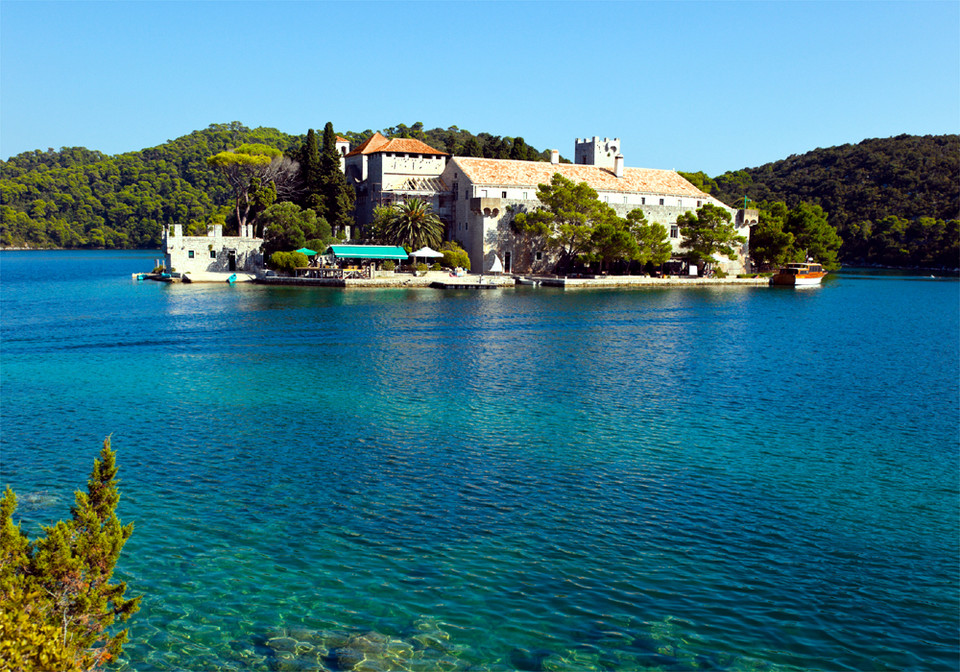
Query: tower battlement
[[574, 136, 621, 168]]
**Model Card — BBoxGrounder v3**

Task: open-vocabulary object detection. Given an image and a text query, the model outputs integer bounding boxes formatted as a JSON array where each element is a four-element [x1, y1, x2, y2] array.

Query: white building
[[439, 137, 756, 274], [344, 132, 450, 230], [163, 223, 263, 274]]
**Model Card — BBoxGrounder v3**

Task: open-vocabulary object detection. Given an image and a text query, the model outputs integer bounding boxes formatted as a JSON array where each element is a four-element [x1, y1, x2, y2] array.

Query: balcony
[[470, 197, 503, 217]]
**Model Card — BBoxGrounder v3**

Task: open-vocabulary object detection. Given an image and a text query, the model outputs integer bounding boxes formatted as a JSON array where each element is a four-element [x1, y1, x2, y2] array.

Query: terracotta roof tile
[[452, 157, 711, 199], [345, 132, 446, 158]]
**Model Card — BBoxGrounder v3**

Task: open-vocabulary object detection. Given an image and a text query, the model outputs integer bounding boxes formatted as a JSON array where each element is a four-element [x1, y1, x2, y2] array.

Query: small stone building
[[163, 223, 263, 274]]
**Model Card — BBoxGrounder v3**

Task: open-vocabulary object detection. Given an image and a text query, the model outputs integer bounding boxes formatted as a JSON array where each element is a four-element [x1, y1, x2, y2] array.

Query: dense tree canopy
[[747, 201, 843, 270], [0, 123, 299, 248], [513, 173, 672, 273], [207, 143, 299, 231], [704, 134, 958, 268], [677, 203, 746, 273], [260, 202, 333, 259]]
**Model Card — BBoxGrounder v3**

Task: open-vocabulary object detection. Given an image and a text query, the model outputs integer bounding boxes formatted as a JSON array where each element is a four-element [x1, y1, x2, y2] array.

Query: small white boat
[[772, 263, 827, 286]]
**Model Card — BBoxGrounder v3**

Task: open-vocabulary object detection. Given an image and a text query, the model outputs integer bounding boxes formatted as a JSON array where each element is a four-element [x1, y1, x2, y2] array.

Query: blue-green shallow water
[[2, 250, 957, 671]]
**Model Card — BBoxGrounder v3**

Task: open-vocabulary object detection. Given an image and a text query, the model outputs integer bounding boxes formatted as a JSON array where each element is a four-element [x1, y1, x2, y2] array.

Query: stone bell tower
[[575, 136, 621, 169]]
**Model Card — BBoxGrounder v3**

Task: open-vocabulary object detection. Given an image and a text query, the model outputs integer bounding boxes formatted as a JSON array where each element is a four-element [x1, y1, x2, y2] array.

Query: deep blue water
[[1, 250, 957, 671]]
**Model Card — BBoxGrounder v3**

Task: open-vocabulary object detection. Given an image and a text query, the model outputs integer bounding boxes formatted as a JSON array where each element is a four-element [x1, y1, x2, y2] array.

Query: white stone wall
[[163, 224, 263, 274], [351, 153, 448, 230], [441, 157, 750, 275]]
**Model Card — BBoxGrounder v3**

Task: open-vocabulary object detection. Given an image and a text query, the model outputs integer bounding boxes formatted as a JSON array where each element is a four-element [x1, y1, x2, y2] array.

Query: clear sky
[[2, 0, 957, 175]]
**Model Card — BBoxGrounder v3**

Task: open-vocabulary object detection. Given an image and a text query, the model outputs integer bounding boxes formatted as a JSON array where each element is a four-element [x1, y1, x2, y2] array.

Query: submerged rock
[[267, 637, 299, 653], [328, 646, 365, 670]]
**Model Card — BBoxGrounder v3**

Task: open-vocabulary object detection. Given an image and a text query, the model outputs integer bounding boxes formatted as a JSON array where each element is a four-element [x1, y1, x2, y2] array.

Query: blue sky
[[2, 0, 957, 175]]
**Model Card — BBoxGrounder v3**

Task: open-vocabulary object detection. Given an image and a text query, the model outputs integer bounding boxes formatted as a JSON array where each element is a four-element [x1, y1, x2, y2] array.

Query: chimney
[[550, 149, 559, 164], [614, 154, 624, 178]]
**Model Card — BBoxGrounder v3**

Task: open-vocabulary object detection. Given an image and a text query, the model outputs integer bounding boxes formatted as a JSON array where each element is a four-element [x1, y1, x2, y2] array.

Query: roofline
[[449, 156, 718, 201]]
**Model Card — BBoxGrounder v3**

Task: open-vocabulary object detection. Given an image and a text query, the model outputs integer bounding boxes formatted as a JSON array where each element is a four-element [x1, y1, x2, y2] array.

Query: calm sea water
[[1, 250, 957, 672]]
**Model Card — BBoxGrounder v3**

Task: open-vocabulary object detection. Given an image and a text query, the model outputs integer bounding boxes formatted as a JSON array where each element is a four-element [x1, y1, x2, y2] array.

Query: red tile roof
[[336, 136, 349, 143], [345, 132, 446, 158], [452, 157, 711, 198]]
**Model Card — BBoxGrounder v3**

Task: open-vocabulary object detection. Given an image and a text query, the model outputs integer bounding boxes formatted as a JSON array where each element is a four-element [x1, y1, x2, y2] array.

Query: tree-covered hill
[[1, 123, 300, 248], [693, 134, 959, 267], [0, 122, 559, 249], [3, 126, 956, 267]]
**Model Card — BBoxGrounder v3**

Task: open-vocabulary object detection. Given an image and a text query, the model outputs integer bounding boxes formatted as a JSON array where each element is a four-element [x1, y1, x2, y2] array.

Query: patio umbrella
[[295, 247, 316, 256], [408, 246, 444, 261]]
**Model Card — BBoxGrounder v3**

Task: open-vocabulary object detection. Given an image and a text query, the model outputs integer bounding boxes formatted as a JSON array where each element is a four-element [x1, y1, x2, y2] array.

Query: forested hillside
[[0, 122, 556, 249], [0, 123, 299, 248], [688, 134, 958, 268], [2, 126, 957, 268]]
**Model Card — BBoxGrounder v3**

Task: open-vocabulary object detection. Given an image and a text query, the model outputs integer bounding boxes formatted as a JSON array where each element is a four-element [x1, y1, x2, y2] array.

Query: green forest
[[0, 122, 556, 251], [681, 134, 958, 268], [2, 124, 957, 268]]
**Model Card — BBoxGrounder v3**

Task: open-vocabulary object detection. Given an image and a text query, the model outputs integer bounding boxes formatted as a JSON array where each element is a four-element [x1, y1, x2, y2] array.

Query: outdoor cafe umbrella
[[408, 246, 444, 262], [295, 247, 317, 256]]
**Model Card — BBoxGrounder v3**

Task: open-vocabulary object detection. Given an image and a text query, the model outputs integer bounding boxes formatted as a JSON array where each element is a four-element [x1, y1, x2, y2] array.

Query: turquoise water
[[2, 250, 957, 671]]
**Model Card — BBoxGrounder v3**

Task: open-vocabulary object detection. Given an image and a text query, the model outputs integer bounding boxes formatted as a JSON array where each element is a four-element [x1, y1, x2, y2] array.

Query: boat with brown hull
[[772, 262, 828, 286]]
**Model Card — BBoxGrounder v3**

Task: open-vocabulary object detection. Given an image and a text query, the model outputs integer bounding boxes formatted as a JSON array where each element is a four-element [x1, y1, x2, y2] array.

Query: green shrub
[[440, 241, 470, 271], [269, 251, 308, 275], [431, 262, 442, 271], [382, 260, 396, 271], [714, 268, 728, 278], [415, 263, 428, 273]]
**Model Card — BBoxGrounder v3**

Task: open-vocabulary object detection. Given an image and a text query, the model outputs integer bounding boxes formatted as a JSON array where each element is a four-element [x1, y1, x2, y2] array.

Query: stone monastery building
[[348, 134, 756, 275]]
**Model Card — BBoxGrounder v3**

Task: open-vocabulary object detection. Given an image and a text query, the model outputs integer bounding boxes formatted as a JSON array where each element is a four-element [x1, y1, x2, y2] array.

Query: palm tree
[[383, 198, 443, 250]]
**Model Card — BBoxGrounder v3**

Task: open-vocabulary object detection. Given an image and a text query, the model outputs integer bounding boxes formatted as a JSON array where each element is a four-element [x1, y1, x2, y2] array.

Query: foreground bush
[[0, 437, 140, 671]]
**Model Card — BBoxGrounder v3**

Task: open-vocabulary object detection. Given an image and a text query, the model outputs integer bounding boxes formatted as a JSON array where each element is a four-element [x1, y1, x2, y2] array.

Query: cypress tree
[[298, 129, 322, 212], [510, 137, 528, 160], [319, 122, 355, 236]]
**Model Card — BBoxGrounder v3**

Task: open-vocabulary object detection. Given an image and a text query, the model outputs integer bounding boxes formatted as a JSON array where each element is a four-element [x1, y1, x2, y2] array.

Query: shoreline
[[5, 248, 958, 275], [137, 270, 773, 289]]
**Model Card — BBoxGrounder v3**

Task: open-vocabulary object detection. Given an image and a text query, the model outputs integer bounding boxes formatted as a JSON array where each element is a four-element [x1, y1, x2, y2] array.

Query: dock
[[431, 281, 501, 290]]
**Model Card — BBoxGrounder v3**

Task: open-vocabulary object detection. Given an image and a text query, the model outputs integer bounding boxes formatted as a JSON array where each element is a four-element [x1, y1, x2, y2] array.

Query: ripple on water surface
[[1, 254, 957, 671]]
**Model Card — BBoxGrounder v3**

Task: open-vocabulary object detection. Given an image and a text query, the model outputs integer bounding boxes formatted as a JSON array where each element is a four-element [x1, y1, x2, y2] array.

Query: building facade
[[344, 132, 450, 230], [163, 223, 263, 274], [343, 133, 755, 275], [438, 139, 756, 274]]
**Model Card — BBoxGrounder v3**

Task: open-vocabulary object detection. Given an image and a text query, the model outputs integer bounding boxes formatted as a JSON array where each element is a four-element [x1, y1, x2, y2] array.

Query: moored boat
[[771, 262, 827, 286]]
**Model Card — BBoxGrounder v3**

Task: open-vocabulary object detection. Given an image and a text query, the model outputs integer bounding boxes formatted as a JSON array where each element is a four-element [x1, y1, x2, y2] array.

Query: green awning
[[295, 247, 317, 256], [327, 245, 408, 260]]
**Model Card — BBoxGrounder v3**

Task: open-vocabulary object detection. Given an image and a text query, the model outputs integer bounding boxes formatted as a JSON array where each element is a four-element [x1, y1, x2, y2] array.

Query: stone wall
[[163, 224, 263, 274]]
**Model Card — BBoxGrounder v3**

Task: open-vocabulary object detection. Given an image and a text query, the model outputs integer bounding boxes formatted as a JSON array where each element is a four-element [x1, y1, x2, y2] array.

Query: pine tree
[[0, 437, 140, 671], [318, 122, 355, 235]]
